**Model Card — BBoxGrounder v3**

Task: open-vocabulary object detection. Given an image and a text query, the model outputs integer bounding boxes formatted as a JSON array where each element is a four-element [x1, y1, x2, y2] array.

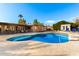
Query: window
[[63, 26, 65, 30]]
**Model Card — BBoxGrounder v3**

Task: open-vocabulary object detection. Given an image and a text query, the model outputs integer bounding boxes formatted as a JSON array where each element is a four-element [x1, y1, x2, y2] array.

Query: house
[[0, 22, 48, 34], [60, 24, 71, 31], [0, 22, 31, 34], [46, 26, 53, 31], [31, 25, 44, 32], [0, 20, 53, 34]]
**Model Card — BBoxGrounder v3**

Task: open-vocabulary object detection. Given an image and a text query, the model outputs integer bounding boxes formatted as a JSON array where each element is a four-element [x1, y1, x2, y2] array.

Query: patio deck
[[0, 32, 79, 56]]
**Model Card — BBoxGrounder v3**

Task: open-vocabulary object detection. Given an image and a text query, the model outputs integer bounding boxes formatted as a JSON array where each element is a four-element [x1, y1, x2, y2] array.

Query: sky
[[0, 3, 79, 25]]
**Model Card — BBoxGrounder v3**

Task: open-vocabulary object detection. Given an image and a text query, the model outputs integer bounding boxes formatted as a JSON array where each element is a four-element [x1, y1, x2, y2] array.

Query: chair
[[72, 28, 76, 32]]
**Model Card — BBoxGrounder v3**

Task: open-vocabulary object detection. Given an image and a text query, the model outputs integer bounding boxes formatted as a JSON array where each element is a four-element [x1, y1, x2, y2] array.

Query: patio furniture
[[66, 28, 69, 31], [72, 28, 76, 32]]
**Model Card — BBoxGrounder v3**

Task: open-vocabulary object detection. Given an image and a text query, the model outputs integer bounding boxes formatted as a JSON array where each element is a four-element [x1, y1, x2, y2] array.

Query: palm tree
[[18, 14, 26, 25], [18, 14, 23, 19]]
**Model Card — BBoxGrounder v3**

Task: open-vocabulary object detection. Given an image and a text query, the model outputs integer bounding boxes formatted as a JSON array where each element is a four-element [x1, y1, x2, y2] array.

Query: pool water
[[7, 33, 69, 43]]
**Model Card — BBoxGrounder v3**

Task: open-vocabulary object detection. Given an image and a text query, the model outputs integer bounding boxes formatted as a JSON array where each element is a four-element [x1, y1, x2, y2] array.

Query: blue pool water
[[7, 33, 69, 43]]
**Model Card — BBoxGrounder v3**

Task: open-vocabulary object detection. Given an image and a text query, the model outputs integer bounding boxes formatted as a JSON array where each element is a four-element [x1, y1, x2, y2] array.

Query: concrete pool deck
[[0, 31, 79, 56]]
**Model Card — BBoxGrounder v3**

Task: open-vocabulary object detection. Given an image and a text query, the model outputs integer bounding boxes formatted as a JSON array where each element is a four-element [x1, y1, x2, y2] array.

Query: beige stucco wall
[[61, 24, 71, 31]]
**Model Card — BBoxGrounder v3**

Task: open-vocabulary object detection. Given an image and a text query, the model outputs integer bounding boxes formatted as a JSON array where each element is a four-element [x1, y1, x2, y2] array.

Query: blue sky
[[0, 3, 79, 25]]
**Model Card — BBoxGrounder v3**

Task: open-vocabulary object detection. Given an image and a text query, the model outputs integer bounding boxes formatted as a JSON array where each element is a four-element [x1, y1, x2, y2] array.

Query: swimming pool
[[7, 33, 69, 43]]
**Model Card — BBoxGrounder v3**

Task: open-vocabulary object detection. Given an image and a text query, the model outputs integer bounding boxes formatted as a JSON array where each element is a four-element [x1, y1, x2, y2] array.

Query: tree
[[33, 19, 44, 26], [37, 22, 44, 26], [18, 14, 26, 25], [33, 19, 38, 25], [18, 14, 23, 19]]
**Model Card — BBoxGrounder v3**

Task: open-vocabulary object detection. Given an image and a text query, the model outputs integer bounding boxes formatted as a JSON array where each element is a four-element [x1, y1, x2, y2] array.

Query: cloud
[[45, 19, 64, 26], [45, 20, 56, 23], [45, 20, 61, 24], [45, 20, 60, 26], [0, 19, 8, 22], [65, 16, 78, 23], [0, 19, 16, 23]]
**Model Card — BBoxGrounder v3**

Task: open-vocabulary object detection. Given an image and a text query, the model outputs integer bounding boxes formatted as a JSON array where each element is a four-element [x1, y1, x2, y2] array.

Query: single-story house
[[60, 24, 71, 31], [31, 25, 45, 32]]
